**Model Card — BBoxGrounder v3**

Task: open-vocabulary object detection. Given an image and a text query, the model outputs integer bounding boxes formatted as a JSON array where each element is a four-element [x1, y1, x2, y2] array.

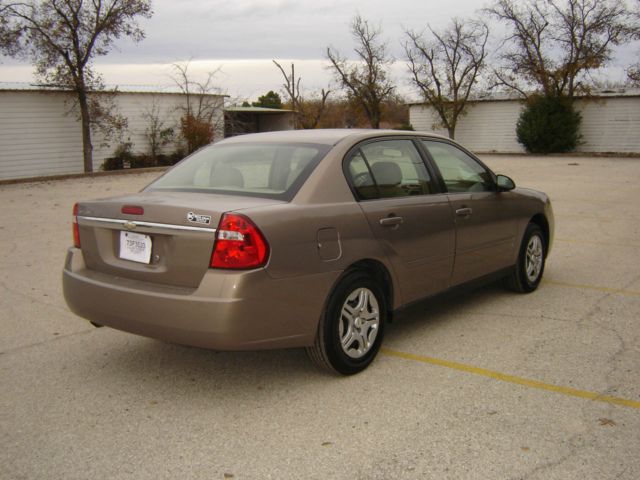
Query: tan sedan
[[63, 130, 554, 374]]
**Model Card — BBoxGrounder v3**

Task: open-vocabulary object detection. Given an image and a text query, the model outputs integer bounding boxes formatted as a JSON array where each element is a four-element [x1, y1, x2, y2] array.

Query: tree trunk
[[447, 127, 455, 139], [370, 111, 380, 129], [363, 101, 381, 129], [77, 88, 94, 173]]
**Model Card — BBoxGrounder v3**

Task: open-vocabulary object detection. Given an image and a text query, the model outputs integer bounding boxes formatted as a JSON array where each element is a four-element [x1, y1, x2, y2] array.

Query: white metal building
[[409, 90, 640, 154], [0, 84, 225, 181]]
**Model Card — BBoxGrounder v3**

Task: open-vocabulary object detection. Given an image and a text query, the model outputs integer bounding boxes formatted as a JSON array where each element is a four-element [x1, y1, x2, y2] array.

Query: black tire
[[307, 271, 387, 375], [505, 223, 546, 293]]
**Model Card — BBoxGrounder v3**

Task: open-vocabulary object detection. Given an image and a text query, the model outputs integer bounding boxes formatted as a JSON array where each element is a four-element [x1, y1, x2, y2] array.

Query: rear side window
[[147, 143, 329, 200], [346, 139, 434, 200]]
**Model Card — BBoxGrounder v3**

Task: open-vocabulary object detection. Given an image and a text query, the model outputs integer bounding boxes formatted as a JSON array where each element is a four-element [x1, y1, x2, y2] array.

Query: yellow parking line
[[555, 237, 639, 248], [380, 348, 640, 410], [543, 280, 640, 297]]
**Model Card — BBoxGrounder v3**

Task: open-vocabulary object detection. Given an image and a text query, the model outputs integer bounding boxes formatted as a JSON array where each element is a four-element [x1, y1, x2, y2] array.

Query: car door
[[345, 138, 455, 304], [421, 140, 518, 286]]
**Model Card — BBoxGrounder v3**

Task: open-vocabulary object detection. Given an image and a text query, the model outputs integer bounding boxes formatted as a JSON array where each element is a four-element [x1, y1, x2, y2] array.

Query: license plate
[[119, 231, 152, 264]]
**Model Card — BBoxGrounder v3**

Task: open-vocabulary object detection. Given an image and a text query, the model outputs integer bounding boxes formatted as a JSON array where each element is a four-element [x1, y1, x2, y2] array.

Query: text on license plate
[[119, 231, 152, 264]]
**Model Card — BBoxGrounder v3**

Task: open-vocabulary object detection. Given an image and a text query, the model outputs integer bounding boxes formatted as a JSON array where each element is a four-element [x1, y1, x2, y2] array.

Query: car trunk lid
[[76, 191, 283, 288]]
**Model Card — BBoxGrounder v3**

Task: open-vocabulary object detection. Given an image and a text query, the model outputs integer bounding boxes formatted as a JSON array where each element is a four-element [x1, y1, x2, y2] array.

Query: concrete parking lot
[[1, 154, 639, 479]]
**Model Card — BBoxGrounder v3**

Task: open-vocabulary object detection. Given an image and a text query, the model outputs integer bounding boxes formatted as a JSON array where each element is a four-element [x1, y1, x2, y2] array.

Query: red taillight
[[210, 213, 269, 269], [72, 203, 81, 248]]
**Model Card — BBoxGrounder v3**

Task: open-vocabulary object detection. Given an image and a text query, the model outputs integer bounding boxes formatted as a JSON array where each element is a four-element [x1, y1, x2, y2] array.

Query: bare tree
[[0, 2, 21, 55], [171, 61, 223, 125], [326, 15, 395, 128], [296, 89, 332, 129], [1, 0, 152, 172], [273, 61, 301, 111], [486, 0, 640, 98], [405, 19, 489, 139], [629, 65, 640, 85], [142, 98, 175, 165], [273, 60, 331, 129], [628, 1, 640, 85], [88, 90, 129, 151], [170, 61, 225, 154]]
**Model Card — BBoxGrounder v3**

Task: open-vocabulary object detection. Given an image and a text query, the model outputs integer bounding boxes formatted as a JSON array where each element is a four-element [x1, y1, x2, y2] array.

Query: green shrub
[[102, 142, 134, 170], [154, 152, 184, 166], [516, 95, 581, 154], [102, 142, 184, 171]]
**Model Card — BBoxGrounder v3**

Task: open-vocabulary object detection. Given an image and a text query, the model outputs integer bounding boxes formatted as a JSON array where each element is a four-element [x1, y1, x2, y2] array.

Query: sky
[[1, 0, 637, 102]]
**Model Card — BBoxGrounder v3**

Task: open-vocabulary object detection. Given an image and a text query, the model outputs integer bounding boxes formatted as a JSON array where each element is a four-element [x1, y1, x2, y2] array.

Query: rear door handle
[[455, 207, 473, 217], [379, 216, 404, 227]]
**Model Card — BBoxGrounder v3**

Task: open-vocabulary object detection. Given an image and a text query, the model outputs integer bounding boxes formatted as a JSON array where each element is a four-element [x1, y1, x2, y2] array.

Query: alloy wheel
[[525, 235, 544, 283], [339, 288, 380, 359]]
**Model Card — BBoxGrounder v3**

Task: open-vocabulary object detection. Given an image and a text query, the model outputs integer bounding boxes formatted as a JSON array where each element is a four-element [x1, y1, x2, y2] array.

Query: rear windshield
[[147, 142, 330, 200]]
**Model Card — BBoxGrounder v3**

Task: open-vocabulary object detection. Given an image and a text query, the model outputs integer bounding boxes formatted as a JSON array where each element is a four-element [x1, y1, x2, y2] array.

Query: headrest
[[371, 161, 402, 186], [211, 165, 244, 188]]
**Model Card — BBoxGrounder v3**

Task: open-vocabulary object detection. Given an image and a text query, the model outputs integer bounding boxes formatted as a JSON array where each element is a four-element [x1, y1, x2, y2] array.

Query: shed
[[0, 83, 225, 180], [224, 106, 295, 137], [409, 90, 640, 154]]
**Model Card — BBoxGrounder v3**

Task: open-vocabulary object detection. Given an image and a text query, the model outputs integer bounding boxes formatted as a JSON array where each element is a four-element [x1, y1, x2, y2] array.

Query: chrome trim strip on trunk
[[78, 216, 217, 234]]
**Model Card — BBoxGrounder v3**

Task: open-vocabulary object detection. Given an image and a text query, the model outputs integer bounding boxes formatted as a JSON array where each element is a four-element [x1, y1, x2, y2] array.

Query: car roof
[[218, 129, 449, 146]]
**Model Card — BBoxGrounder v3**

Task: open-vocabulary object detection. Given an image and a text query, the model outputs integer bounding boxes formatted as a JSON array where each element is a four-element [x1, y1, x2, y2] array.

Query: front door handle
[[455, 207, 473, 217], [379, 216, 404, 227]]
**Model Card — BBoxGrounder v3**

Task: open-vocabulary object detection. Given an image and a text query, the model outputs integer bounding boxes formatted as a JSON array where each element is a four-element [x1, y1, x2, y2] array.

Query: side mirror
[[496, 174, 516, 192]]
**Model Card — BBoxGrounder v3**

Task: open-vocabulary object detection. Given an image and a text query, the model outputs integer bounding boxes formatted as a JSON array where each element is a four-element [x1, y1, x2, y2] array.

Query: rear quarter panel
[[237, 138, 400, 306]]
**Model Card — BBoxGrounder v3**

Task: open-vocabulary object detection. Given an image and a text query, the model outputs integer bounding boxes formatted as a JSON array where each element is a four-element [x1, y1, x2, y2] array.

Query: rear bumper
[[63, 248, 338, 350]]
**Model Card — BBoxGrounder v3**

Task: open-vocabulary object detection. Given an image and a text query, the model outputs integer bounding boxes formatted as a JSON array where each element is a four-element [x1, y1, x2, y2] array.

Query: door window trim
[[417, 138, 499, 194], [342, 135, 446, 202]]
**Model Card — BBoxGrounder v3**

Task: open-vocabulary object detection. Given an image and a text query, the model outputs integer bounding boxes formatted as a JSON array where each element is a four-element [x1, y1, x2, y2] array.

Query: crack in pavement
[[0, 328, 94, 356]]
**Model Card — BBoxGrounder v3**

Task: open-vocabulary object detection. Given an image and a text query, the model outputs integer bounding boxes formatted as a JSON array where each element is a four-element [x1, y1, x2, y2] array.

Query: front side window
[[147, 142, 329, 200], [346, 139, 434, 200], [422, 141, 495, 193]]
